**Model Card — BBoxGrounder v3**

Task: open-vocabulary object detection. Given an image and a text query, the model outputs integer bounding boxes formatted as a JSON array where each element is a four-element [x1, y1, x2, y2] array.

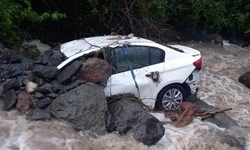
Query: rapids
[[0, 41, 250, 150]]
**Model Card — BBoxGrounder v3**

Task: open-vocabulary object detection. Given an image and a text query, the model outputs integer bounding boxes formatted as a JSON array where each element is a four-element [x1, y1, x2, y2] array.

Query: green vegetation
[[0, 0, 65, 47], [0, 0, 250, 47]]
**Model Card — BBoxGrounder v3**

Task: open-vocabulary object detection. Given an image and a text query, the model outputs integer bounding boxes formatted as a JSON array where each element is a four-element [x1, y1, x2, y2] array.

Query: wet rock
[[0, 53, 9, 64], [52, 84, 65, 94], [26, 71, 35, 81], [239, 71, 250, 88], [9, 56, 21, 64], [0, 67, 4, 74], [23, 78, 30, 85], [49, 83, 107, 136], [221, 134, 245, 150], [207, 34, 223, 46], [16, 91, 31, 112], [33, 50, 51, 65], [106, 99, 165, 145], [3, 89, 17, 111], [66, 80, 85, 91], [26, 108, 51, 121], [36, 97, 53, 108], [229, 38, 249, 47], [193, 96, 246, 149], [33, 77, 45, 86], [8, 64, 24, 78], [46, 93, 57, 99], [47, 51, 64, 67], [14, 76, 25, 88], [71, 76, 77, 83], [33, 92, 45, 99], [33, 65, 60, 80], [26, 81, 38, 93], [57, 60, 83, 85], [3, 79, 16, 92], [36, 83, 52, 94], [22, 59, 34, 70], [78, 58, 112, 83]]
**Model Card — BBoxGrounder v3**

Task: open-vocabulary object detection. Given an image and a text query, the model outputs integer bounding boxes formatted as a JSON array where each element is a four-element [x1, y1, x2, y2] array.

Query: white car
[[58, 35, 202, 111]]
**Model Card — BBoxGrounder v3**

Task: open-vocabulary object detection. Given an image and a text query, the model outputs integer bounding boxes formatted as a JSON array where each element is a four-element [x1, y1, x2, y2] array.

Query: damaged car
[[57, 35, 202, 111]]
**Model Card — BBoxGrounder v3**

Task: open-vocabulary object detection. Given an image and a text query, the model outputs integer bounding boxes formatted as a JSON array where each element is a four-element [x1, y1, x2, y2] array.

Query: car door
[[104, 46, 165, 105]]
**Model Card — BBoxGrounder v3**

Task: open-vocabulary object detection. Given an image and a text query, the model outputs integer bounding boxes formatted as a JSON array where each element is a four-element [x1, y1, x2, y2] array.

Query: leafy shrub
[[0, 0, 65, 47]]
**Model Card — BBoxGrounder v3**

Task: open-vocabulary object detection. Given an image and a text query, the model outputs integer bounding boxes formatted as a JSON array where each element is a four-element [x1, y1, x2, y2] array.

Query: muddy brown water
[[0, 41, 250, 150]]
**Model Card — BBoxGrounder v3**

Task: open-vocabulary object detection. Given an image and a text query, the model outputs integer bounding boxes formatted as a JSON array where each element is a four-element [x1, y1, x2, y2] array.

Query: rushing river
[[0, 41, 250, 150]]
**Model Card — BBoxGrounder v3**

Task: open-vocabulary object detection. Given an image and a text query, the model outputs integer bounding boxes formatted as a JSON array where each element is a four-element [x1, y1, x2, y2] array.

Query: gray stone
[[33, 50, 51, 65], [36, 83, 52, 94], [8, 64, 24, 77], [36, 97, 53, 108], [66, 80, 85, 91], [3, 89, 17, 111], [49, 83, 107, 136], [26, 108, 51, 121], [57, 60, 83, 85], [33, 92, 45, 99], [46, 93, 57, 99], [3, 79, 16, 92], [106, 99, 165, 145], [33, 65, 60, 80], [47, 51, 64, 67]]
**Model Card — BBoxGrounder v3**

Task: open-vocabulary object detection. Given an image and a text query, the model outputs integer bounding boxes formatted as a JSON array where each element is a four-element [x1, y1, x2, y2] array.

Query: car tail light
[[193, 58, 202, 68]]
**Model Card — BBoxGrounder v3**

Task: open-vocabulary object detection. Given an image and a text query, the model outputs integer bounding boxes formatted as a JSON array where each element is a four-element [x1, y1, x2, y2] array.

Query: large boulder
[[106, 99, 165, 145], [49, 83, 107, 136], [57, 60, 83, 85], [78, 58, 112, 83]]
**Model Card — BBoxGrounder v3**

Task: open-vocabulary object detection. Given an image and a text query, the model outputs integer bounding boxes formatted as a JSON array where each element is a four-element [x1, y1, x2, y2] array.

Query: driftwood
[[195, 108, 232, 120], [161, 102, 232, 127]]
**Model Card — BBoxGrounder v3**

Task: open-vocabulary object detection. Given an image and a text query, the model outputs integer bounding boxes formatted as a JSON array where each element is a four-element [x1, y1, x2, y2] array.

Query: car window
[[114, 46, 165, 73]]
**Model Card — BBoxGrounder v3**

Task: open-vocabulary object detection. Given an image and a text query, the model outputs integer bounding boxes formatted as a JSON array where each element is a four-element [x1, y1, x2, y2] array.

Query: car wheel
[[155, 84, 186, 111]]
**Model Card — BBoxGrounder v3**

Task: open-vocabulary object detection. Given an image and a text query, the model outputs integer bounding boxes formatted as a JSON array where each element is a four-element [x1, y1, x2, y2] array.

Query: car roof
[[60, 35, 155, 58]]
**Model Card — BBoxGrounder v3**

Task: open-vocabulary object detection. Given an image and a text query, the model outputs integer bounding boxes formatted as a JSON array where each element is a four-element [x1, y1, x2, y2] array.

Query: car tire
[[155, 84, 186, 111]]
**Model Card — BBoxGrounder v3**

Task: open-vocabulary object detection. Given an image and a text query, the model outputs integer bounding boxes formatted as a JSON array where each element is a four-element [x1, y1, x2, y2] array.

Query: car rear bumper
[[185, 69, 201, 84]]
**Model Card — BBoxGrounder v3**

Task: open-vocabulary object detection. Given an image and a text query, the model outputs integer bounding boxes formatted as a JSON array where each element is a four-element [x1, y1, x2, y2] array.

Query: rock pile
[[0, 46, 165, 145]]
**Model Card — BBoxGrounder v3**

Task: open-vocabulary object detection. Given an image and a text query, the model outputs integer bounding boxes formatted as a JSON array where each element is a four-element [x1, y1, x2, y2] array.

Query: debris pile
[[0, 45, 165, 145], [161, 101, 232, 127]]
